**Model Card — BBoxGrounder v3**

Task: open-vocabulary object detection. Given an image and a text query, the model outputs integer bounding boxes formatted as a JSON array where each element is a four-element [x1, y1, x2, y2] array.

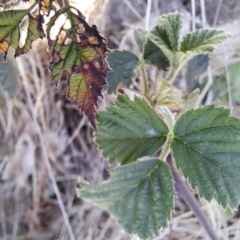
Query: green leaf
[[0, 10, 44, 59], [143, 39, 169, 71], [96, 95, 169, 164], [134, 28, 147, 52], [106, 50, 140, 93], [172, 105, 240, 208], [78, 158, 174, 239], [181, 29, 230, 53]]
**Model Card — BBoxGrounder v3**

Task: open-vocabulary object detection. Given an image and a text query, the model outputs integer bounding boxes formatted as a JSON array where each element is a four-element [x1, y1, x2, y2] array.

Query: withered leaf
[[47, 7, 108, 126]]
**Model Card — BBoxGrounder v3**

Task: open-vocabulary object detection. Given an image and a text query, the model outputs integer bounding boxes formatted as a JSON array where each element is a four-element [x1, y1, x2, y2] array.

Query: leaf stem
[[159, 105, 175, 134], [167, 156, 219, 240], [159, 136, 171, 161], [140, 58, 148, 97]]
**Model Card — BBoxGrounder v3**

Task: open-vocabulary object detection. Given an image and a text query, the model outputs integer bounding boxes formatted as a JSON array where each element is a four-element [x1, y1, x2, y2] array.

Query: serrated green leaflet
[[172, 105, 240, 208], [106, 50, 140, 93], [78, 159, 174, 239], [96, 95, 169, 164], [181, 28, 230, 53]]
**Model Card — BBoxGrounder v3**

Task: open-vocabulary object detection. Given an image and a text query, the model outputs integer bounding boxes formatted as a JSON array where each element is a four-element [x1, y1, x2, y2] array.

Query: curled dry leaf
[[47, 7, 108, 126]]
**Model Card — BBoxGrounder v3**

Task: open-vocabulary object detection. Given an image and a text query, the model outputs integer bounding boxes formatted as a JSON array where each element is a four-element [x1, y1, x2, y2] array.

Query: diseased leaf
[[134, 28, 147, 52], [0, 10, 27, 58], [47, 7, 108, 125], [172, 105, 240, 208], [96, 95, 169, 164], [0, 9, 44, 59], [106, 50, 139, 93], [15, 15, 45, 56], [78, 159, 174, 239]]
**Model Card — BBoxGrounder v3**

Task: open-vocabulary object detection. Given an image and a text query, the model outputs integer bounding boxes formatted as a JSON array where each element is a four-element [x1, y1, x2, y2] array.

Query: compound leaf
[[78, 158, 174, 239], [106, 50, 140, 93], [181, 28, 230, 53], [172, 105, 240, 209], [148, 12, 230, 80], [96, 95, 169, 164], [47, 7, 108, 125]]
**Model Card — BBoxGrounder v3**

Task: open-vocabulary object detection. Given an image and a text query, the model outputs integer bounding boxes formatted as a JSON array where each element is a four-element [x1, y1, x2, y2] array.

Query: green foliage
[[78, 158, 174, 239], [106, 50, 140, 93], [96, 95, 169, 164], [148, 13, 229, 81], [181, 29, 230, 53], [143, 39, 170, 70], [79, 11, 233, 240], [172, 105, 240, 208]]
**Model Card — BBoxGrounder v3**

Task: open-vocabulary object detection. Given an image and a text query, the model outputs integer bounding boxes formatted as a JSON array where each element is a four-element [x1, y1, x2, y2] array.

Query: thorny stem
[[140, 58, 148, 97], [167, 156, 219, 240]]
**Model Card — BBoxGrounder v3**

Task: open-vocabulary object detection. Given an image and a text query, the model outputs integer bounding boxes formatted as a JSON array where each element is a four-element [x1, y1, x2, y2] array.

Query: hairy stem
[[140, 59, 148, 97], [159, 136, 171, 161], [167, 156, 219, 240]]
